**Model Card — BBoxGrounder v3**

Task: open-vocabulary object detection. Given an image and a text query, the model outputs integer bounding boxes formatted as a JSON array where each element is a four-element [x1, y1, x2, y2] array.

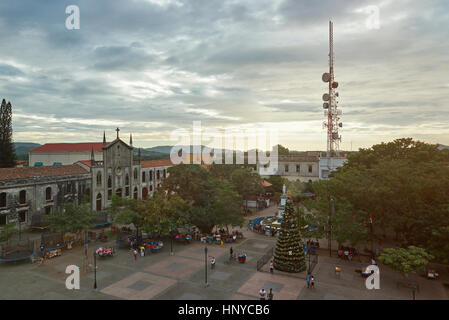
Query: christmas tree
[[273, 199, 306, 273]]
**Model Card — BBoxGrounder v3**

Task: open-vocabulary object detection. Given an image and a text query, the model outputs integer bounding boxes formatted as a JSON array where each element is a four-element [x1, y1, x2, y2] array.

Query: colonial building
[[258, 155, 320, 182], [0, 129, 172, 227], [29, 142, 107, 166]]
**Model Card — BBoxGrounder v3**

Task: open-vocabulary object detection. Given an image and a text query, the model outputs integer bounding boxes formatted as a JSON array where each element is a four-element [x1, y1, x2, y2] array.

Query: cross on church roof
[[116, 127, 120, 139]]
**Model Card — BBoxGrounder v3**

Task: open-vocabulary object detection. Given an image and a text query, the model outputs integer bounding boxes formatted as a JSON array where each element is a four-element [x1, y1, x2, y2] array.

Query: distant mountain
[[14, 142, 40, 160], [438, 144, 449, 150]]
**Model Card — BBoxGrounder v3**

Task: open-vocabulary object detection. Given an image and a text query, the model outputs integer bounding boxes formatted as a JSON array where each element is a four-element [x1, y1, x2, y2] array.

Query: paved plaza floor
[[1, 205, 448, 300]]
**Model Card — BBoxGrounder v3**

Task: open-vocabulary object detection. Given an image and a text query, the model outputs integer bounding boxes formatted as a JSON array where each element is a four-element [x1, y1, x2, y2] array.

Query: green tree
[[45, 202, 95, 234], [189, 177, 243, 233], [230, 167, 264, 211], [378, 246, 433, 276], [0, 99, 16, 168], [0, 224, 18, 242], [274, 200, 306, 273]]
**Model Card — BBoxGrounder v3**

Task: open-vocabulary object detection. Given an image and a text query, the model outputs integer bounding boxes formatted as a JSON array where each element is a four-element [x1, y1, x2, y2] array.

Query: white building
[[318, 157, 347, 179]]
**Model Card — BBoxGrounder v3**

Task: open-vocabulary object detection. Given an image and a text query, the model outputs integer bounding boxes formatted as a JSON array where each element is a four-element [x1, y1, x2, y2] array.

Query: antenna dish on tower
[[322, 93, 330, 101], [322, 73, 330, 82]]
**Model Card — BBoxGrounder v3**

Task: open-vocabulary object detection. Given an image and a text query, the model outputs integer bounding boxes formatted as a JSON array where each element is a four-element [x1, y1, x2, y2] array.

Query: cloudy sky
[[0, 0, 448, 151]]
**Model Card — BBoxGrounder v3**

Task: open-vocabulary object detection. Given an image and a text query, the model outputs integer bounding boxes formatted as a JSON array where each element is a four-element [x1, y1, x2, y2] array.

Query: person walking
[[259, 288, 267, 300], [220, 240, 224, 248], [230, 247, 234, 261], [133, 249, 138, 261], [210, 256, 216, 269], [310, 275, 315, 288], [269, 260, 274, 274], [268, 288, 274, 300], [306, 273, 311, 288]]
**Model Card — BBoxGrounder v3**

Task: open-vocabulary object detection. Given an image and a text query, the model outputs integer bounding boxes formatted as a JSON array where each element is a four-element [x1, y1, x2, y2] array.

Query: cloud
[[0, 0, 447, 149]]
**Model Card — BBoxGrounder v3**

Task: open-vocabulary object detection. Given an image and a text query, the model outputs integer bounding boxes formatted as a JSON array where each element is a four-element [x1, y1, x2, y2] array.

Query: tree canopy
[[0, 99, 16, 168], [306, 138, 449, 262]]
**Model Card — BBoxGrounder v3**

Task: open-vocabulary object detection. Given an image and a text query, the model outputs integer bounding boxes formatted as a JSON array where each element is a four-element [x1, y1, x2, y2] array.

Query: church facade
[[0, 130, 172, 227]]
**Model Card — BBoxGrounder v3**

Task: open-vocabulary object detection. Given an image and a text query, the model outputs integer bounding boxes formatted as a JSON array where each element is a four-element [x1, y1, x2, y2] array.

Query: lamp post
[[93, 251, 97, 289], [204, 246, 208, 287], [329, 197, 334, 257]]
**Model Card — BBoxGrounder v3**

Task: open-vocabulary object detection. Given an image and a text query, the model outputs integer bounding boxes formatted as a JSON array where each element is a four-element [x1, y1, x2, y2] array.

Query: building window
[[142, 171, 146, 183], [285, 165, 289, 172], [156, 170, 160, 180], [163, 169, 166, 179], [108, 176, 112, 200], [116, 188, 122, 198], [45, 206, 52, 215], [149, 171, 153, 181], [0, 193, 6, 208], [67, 183, 72, 193], [19, 210, 27, 223], [296, 165, 300, 172], [108, 189, 112, 200], [0, 214, 6, 225], [19, 190, 26, 204], [96, 193, 102, 211], [133, 187, 138, 200], [45, 187, 52, 201], [96, 172, 102, 186], [125, 174, 129, 186], [308, 165, 313, 173], [149, 185, 153, 192], [134, 168, 138, 180], [142, 187, 148, 200], [125, 186, 130, 197]]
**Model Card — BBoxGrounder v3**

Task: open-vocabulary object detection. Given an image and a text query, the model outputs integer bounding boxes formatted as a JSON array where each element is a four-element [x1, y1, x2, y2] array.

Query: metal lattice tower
[[322, 21, 342, 157]]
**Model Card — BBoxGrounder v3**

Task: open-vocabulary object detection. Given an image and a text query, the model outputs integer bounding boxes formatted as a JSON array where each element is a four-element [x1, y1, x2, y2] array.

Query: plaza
[[1, 205, 448, 300]]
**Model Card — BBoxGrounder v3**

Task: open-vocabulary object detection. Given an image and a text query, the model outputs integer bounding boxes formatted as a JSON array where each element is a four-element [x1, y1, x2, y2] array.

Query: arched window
[[149, 185, 153, 192], [19, 190, 26, 204], [96, 193, 102, 211], [108, 176, 112, 188], [125, 186, 130, 197], [125, 174, 129, 186], [45, 187, 52, 201], [142, 171, 146, 183], [133, 168, 138, 180], [133, 187, 138, 200], [142, 187, 148, 200], [156, 170, 160, 180], [149, 170, 153, 181], [163, 169, 166, 179], [84, 188, 90, 203], [0, 193, 6, 208], [96, 172, 102, 186], [116, 188, 122, 198]]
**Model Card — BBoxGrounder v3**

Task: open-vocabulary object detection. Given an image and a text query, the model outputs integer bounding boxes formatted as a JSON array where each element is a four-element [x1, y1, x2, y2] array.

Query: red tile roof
[[0, 164, 89, 181], [30, 142, 108, 153], [260, 180, 272, 187], [141, 159, 173, 168]]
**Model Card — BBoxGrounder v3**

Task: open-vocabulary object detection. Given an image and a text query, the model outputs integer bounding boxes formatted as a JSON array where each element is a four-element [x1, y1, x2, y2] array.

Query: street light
[[93, 251, 97, 289], [204, 246, 208, 287]]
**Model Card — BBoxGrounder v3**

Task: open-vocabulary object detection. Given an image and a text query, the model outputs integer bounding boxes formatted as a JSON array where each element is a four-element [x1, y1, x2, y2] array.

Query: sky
[[0, 0, 448, 151]]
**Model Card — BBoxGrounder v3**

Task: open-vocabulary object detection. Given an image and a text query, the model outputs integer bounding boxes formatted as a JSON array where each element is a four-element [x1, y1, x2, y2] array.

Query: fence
[[256, 246, 274, 271]]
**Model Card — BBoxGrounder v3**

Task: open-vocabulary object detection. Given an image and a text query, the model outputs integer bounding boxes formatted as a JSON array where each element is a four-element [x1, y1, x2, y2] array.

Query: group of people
[[337, 246, 358, 261], [306, 273, 315, 288], [259, 288, 274, 300], [131, 241, 164, 260]]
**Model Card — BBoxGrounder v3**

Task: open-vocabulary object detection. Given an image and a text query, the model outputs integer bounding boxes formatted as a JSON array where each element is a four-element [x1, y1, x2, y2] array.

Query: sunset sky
[[0, 0, 448, 151]]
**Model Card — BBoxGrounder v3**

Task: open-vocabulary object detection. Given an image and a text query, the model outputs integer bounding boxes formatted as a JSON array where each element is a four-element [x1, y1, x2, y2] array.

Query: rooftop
[[30, 142, 108, 153], [0, 164, 89, 182], [141, 159, 173, 168]]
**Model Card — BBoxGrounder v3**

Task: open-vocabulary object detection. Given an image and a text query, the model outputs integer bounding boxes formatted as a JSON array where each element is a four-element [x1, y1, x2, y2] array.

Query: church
[[0, 129, 172, 227]]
